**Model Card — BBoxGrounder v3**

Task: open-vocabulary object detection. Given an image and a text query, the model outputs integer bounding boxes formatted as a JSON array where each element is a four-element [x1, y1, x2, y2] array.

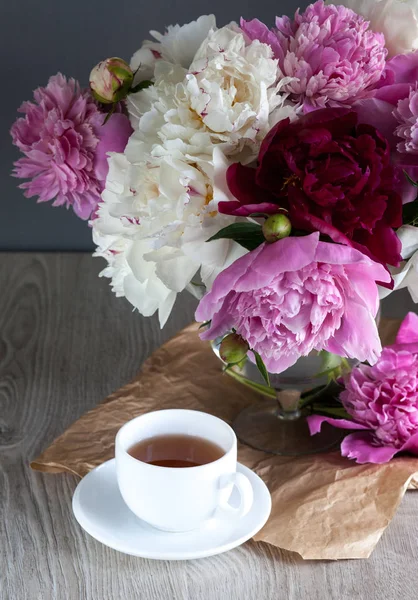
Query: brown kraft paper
[[31, 318, 418, 560]]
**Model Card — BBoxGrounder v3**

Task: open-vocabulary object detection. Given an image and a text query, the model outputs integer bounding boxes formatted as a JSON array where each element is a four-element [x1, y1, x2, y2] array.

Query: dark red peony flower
[[220, 108, 403, 267]]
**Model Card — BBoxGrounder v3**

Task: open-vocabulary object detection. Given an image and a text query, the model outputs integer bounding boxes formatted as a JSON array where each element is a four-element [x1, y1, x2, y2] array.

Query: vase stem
[[276, 389, 302, 420]]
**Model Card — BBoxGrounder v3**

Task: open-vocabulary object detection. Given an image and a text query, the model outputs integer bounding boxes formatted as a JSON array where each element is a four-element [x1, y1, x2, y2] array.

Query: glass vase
[[212, 339, 355, 456]]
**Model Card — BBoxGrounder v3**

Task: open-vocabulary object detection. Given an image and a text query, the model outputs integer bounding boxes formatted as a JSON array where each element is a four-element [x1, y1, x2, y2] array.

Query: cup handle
[[216, 472, 254, 519]]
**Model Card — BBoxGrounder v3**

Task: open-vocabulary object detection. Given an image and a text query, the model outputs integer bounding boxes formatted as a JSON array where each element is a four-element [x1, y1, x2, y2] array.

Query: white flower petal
[[379, 226, 418, 301], [400, 259, 418, 302], [124, 272, 176, 327], [155, 254, 199, 292], [130, 14, 216, 84], [398, 225, 418, 259]]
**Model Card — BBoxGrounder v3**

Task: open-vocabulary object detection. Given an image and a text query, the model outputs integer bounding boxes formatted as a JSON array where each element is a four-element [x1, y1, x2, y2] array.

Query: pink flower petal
[[386, 51, 418, 85], [341, 432, 398, 464], [240, 18, 284, 61], [354, 98, 399, 148], [395, 312, 418, 345], [307, 415, 369, 435], [254, 348, 301, 374], [375, 83, 411, 106], [399, 431, 418, 455], [94, 113, 133, 182], [324, 302, 382, 364]]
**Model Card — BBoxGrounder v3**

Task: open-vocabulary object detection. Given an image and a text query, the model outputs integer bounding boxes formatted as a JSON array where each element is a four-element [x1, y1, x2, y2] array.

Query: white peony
[[127, 61, 215, 149], [379, 225, 418, 303], [130, 15, 216, 83], [128, 27, 297, 155], [92, 154, 177, 326], [93, 231, 177, 327], [93, 24, 296, 325], [93, 147, 245, 326], [184, 27, 291, 156], [338, 0, 418, 57]]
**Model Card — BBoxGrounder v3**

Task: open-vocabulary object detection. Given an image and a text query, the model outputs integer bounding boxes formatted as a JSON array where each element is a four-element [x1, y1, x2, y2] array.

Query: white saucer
[[72, 459, 271, 560]]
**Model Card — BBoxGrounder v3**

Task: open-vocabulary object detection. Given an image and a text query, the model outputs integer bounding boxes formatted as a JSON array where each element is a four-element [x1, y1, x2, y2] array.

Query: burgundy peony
[[220, 108, 403, 267]]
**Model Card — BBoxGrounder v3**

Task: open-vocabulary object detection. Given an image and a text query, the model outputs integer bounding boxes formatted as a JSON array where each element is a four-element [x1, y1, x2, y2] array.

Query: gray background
[[2, 0, 308, 251]]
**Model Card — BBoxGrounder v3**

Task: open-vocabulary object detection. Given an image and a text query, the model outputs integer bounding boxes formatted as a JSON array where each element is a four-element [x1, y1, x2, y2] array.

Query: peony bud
[[89, 58, 133, 104], [262, 213, 292, 243], [219, 333, 249, 364]]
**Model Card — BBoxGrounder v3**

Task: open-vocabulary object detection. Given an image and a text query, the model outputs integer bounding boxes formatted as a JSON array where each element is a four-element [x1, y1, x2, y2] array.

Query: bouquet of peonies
[[11, 3, 418, 458]]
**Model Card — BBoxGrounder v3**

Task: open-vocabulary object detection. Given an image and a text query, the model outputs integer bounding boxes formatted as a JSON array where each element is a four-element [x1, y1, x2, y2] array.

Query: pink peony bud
[[89, 58, 133, 104], [262, 213, 292, 243], [219, 333, 249, 364]]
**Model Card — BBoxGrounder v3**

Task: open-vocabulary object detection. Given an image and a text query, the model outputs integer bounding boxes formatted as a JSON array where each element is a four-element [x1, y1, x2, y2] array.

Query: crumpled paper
[[31, 319, 418, 560]]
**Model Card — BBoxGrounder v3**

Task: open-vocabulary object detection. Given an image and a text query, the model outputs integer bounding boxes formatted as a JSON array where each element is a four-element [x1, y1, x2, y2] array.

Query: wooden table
[[1, 253, 418, 600]]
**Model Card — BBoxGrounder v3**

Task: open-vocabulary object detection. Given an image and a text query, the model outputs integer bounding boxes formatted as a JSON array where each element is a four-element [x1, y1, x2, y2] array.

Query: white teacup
[[115, 409, 254, 532]]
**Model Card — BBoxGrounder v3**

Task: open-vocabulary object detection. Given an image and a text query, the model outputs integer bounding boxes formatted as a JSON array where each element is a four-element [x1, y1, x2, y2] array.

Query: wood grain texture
[[1, 253, 418, 600]]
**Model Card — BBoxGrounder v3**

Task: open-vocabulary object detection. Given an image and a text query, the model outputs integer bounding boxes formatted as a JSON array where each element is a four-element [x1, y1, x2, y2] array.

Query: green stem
[[298, 383, 334, 409], [300, 384, 327, 401], [102, 105, 115, 125], [309, 405, 351, 420], [224, 368, 276, 399]]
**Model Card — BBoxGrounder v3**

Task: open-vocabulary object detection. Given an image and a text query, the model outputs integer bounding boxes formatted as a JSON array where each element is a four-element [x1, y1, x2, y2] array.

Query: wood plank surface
[[0, 253, 417, 600]]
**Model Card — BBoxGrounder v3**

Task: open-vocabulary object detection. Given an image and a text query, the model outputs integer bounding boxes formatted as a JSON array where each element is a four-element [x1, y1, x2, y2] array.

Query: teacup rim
[[115, 408, 236, 471]]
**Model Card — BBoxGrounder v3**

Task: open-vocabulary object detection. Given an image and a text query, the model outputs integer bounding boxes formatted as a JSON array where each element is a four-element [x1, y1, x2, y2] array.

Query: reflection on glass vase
[[212, 337, 356, 456]]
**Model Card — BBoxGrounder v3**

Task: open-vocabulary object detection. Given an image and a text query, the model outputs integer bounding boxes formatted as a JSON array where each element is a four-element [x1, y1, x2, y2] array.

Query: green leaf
[[130, 80, 153, 94], [207, 223, 265, 251], [208, 222, 262, 239], [252, 350, 270, 387], [402, 194, 418, 227], [198, 320, 211, 330]]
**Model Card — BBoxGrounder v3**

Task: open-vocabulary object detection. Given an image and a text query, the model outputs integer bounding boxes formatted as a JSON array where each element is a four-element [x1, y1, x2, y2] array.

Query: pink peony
[[196, 233, 390, 374], [354, 51, 418, 200], [308, 313, 418, 464], [241, 1, 387, 111], [394, 85, 418, 155], [11, 73, 132, 219]]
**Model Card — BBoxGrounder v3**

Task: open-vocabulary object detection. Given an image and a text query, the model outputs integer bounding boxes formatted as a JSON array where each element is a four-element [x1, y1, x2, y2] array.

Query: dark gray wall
[[2, 0, 308, 250]]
